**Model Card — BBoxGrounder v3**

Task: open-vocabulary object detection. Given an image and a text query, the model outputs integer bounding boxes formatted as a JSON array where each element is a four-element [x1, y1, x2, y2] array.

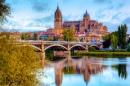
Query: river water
[[39, 56, 130, 86]]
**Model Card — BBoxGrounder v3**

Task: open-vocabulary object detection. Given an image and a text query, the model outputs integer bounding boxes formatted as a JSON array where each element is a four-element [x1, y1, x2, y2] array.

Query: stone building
[[54, 6, 109, 42]]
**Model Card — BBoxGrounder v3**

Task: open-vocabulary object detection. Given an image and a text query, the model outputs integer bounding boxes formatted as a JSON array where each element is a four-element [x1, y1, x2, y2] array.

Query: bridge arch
[[29, 45, 42, 51], [70, 44, 86, 50], [44, 44, 68, 51], [88, 45, 100, 50], [19, 44, 42, 51]]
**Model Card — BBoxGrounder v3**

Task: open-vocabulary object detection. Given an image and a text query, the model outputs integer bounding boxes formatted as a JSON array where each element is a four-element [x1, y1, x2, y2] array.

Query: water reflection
[[41, 52, 130, 86], [112, 58, 127, 79], [47, 55, 105, 86]]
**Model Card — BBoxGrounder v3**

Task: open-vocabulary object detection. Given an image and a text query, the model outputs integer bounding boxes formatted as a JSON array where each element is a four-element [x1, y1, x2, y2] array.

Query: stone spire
[[55, 5, 62, 21]]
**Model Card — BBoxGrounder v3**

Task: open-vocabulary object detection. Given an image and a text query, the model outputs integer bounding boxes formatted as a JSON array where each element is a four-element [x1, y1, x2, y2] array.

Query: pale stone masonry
[[54, 6, 109, 42]]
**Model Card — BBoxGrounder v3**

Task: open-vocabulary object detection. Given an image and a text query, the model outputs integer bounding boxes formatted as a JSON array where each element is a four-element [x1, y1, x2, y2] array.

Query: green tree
[[53, 36, 59, 41], [88, 47, 96, 52], [21, 33, 31, 40], [62, 28, 76, 41], [111, 31, 118, 37], [126, 43, 130, 52], [80, 38, 83, 42], [118, 24, 127, 49], [102, 34, 111, 41], [86, 39, 89, 42], [121, 24, 127, 49], [118, 26, 121, 46], [0, 2, 41, 85], [111, 34, 118, 51], [0, 32, 41, 85], [33, 33, 38, 40], [44, 36, 54, 41], [0, 0, 11, 24]]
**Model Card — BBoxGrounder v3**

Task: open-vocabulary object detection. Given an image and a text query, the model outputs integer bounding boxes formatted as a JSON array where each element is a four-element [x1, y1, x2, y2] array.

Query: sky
[[4, 0, 130, 33]]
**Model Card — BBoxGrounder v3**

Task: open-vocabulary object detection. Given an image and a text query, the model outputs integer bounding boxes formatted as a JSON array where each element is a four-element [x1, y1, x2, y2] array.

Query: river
[[39, 56, 130, 86]]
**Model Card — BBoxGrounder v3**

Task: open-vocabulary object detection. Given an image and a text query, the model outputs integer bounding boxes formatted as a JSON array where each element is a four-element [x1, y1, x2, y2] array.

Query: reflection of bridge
[[20, 40, 103, 52], [47, 56, 104, 86]]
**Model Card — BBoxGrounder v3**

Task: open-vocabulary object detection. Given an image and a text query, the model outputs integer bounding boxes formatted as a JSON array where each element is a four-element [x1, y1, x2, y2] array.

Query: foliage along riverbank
[[0, 32, 42, 86], [74, 51, 130, 57]]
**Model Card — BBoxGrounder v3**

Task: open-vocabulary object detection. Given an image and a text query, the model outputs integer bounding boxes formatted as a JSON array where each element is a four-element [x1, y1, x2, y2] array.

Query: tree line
[[102, 24, 130, 51]]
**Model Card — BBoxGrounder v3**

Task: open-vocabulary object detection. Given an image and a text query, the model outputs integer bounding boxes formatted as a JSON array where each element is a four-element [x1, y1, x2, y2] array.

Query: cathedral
[[54, 6, 109, 42]]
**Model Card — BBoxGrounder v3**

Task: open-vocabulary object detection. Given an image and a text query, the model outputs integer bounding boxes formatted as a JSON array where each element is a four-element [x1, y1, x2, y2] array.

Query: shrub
[[88, 47, 96, 52]]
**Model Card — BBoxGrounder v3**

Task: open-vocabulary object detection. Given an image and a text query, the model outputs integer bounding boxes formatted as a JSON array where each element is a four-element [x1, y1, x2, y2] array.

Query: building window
[[85, 29, 87, 32]]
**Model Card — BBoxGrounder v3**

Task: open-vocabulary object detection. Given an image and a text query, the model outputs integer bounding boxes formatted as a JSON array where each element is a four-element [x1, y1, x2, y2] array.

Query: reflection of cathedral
[[54, 6, 109, 42], [53, 57, 104, 86], [55, 66, 63, 86]]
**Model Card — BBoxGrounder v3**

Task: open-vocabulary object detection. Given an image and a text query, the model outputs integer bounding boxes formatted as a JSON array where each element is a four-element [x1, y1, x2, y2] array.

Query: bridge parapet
[[87, 42, 102, 45], [19, 40, 103, 51]]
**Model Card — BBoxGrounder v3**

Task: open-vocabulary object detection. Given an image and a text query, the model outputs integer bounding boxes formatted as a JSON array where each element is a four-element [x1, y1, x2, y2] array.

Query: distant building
[[39, 32, 55, 40], [46, 28, 55, 33], [10, 32, 21, 40], [126, 34, 130, 40], [54, 6, 109, 42]]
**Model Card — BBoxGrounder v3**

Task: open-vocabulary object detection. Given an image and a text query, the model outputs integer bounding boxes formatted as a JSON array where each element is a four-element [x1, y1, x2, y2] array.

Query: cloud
[[94, 10, 106, 19], [26, 22, 43, 27], [29, 0, 49, 12], [63, 14, 82, 21], [122, 17, 130, 33], [104, 21, 130, 34], [93, 0, 126, 23], [25, 14, 54, 29], [111, 12, 127, 23], [112, 12, 122, 20], [115, 2, 124, 10], [122, 17, 130, 25], [35, 14, 54, 23], [93, 0, 125, 11]]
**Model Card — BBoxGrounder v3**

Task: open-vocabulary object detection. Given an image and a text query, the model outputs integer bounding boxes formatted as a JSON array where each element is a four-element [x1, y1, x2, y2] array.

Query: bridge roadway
[[20, 40, 103, 52]]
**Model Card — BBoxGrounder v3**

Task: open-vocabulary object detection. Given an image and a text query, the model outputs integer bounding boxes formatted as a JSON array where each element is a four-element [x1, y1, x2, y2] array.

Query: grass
[[74, 51, 130, 57]]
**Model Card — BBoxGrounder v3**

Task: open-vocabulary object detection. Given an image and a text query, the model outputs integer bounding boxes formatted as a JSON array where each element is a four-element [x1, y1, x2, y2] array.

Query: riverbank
[[74, 52, 130, 57]]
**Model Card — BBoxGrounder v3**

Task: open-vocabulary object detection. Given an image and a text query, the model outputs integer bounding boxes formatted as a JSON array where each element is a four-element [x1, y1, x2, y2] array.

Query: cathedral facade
[[54, 6, 109, 42]]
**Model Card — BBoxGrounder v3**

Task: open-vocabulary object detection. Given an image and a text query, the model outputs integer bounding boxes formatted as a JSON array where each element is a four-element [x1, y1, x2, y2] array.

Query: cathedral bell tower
[[54, 6, 63, 34]]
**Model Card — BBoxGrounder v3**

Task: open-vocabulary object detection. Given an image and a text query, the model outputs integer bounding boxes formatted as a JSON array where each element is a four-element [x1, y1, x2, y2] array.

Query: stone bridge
[[20, 40, 103, 52]]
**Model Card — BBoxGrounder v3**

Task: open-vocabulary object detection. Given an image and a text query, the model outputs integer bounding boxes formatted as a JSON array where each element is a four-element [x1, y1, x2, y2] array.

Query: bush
[[0, 32, 41, 85], [94, 49, 126, 52], [74, 52, 130, 57], [88, 47, 96, 52]]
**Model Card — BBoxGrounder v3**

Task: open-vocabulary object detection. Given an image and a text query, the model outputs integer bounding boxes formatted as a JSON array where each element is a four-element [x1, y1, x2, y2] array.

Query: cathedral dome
[[84, 10, 89, 17], [83, 10, 90, 21]]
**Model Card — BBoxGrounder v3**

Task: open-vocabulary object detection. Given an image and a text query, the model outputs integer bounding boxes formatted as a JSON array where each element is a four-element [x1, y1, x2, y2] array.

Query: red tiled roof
[[42, 32, 55, 35]]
